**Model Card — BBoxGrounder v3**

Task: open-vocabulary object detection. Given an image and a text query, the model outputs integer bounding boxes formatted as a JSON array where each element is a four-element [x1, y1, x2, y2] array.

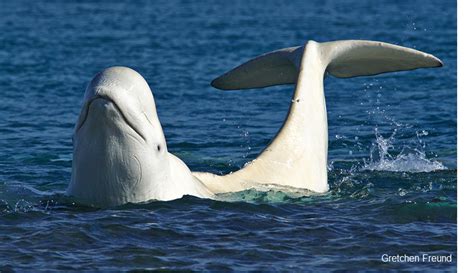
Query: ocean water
[[0, 0, 456, 272]]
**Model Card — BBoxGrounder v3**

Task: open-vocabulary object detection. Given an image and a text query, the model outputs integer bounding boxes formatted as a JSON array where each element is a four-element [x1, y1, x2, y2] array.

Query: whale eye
[[157, 144, 161, 152]]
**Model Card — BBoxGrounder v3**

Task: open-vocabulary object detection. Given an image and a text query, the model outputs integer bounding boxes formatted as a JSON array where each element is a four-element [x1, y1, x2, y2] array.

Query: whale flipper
[[195, 40, 442, 194]]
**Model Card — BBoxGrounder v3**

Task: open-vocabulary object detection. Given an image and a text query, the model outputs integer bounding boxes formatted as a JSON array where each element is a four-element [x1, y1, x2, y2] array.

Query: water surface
[[0, 0, 456, 271]]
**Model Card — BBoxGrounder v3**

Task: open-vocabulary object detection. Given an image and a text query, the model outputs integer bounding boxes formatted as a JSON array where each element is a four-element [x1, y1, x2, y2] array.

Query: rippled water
[[0, 0, 456, 271]]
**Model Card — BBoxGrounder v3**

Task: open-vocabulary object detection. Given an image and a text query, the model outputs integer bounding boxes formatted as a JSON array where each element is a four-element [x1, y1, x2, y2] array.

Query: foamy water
[[362, 128, 447, 173]]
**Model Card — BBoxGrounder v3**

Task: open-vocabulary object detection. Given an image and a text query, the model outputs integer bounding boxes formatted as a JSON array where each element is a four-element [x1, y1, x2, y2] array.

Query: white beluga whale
[[67, 39, 442, 207], [67, 67, 213, 207]]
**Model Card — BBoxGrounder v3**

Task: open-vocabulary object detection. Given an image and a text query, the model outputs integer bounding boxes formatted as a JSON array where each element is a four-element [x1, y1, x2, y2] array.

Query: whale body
[[67, 39, 442, 207]]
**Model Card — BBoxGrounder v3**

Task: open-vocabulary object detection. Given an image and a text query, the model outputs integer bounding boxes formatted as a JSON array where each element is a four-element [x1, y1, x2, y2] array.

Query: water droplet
[[398, 188, 407, 196]]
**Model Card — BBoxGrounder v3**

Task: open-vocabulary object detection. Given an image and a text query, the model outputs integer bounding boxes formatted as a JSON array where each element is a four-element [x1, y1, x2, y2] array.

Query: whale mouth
[[75, 95, 146, 141]]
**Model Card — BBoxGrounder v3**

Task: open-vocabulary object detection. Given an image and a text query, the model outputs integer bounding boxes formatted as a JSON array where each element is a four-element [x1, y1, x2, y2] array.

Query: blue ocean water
[[0, 0, 456, 271]]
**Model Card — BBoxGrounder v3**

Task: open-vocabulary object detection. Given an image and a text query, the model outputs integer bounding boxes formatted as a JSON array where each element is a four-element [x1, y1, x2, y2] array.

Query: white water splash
[[362, 129, 447, 173]]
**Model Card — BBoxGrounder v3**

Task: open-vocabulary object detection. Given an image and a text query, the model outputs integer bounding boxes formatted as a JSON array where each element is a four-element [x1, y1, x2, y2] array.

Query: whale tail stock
[[194, 40, 442, 194]]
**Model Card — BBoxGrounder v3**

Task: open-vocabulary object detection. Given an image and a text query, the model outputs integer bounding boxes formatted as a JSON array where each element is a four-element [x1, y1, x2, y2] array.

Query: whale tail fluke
[[323, 40, 443, 78], [211, 40, 442, 90], [198, 40, 442, 194]]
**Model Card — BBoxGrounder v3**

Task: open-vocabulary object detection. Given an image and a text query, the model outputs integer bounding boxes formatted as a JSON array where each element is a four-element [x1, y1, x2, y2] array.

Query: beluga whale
[[67, 67, 214, 207], [67, 39, 442, 207]]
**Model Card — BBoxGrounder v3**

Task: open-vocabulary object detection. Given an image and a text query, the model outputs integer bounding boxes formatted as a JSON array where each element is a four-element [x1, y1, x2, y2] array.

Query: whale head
[[67, 67, 209, 207]]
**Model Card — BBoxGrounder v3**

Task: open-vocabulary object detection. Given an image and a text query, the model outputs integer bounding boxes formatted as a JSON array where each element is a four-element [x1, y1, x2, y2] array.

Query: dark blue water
[[0, 0, 456, 271]]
